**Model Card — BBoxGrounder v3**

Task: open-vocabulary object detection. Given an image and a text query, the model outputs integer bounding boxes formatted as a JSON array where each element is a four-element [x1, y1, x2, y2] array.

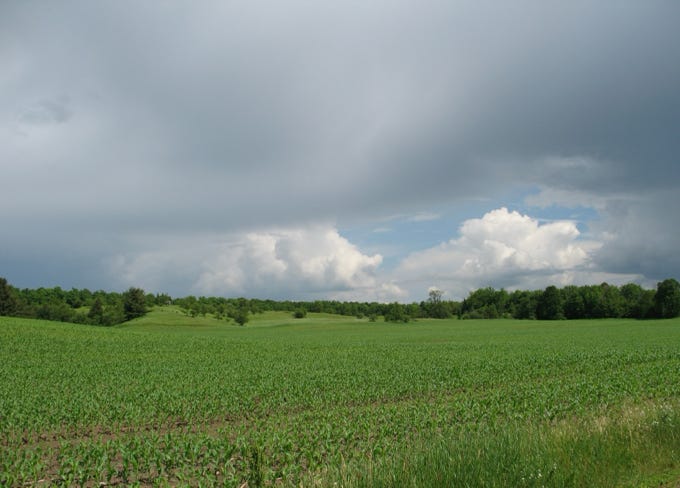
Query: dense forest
[[1, 276, 679, 326]]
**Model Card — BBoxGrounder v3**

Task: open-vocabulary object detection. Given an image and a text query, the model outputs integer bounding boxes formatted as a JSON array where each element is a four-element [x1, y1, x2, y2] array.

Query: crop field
[[1, 308, 679, 486]]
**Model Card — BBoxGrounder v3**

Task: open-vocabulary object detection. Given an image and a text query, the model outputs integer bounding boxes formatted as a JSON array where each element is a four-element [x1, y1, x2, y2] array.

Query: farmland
[[1, 308, 679, 486]]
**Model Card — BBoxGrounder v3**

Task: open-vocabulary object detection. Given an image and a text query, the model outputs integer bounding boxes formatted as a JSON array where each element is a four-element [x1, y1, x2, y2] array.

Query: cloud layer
[[1, 2, 679, 299]]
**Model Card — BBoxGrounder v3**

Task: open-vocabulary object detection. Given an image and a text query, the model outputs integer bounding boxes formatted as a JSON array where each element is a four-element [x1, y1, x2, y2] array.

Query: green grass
[[1, 309, 679, 486], [125, 306, 359, 332], [334, 402, 680, 488]]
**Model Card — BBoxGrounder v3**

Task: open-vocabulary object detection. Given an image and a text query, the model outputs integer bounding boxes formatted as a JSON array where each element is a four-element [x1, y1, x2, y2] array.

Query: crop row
[[1, 316, 679, 485]]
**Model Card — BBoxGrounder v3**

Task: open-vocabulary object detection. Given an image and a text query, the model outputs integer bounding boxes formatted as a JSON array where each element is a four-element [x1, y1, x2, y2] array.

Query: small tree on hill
[[123, 287, 147, 321], [233, 308, 249, 326], [293, 308, 307, 319], [87, 297, 105, 324]]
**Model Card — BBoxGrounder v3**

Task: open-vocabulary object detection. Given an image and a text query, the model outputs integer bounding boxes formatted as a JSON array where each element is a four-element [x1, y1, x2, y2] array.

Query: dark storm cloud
[[373, 3, 680, 197], [587, 190, 680, 281], [1, 1, 679, 293]]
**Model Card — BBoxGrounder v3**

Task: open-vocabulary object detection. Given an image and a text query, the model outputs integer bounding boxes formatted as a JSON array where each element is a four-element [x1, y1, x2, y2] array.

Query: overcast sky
[[2, 1, 679, 301]]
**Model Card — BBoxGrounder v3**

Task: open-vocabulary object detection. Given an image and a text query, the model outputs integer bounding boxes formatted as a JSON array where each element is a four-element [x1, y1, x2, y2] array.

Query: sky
[[2, 1, 679, 302]]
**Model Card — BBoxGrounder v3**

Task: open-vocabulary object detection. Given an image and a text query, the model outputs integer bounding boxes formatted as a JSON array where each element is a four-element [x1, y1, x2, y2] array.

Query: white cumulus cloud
[[196, 226, 383, 297], [395, 208, 603, 298], [107, 225, 383, 299]]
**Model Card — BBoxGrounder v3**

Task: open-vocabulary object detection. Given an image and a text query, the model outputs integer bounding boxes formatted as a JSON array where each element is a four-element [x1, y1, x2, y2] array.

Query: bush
[[384, 303, 410, 323], [293, 309, 307, 319], [232, 309, 249, 326]]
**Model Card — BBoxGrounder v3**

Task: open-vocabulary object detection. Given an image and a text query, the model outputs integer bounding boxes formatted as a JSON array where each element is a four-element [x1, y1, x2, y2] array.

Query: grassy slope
[[129, 306, 679, 345], [1, 309, 679, 486], [122, 306, 363, 331]]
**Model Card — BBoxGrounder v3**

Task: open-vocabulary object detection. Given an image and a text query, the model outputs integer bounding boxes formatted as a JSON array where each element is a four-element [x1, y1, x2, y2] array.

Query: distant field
[[1, 308, 679, 486]]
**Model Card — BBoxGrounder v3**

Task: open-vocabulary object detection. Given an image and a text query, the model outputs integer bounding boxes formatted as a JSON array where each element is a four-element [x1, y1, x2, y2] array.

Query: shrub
[[293, 309, 307, 319]]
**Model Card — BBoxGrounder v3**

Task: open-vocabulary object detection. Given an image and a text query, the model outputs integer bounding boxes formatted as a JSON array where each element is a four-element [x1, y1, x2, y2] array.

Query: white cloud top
[[197, 227, 383, 296], [397, 208, 602, 297], [108, 226, 383, 299]]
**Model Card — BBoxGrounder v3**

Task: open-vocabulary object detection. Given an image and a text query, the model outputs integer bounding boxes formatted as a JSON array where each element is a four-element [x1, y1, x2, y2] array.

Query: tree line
[[0, 277, 150, 326], [458, 279, 680, 320], [1, 276, 679, 326]]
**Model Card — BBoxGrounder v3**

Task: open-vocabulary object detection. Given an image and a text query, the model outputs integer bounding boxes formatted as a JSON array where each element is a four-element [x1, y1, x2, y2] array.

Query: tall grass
[[336, 403, 680, 487]]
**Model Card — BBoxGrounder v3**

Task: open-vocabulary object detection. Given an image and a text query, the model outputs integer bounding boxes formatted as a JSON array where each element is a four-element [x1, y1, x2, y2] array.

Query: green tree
[[292, 308, 307, 319], [65, 288, 85, 308], [154, 293, 172, 306], [536, 286, 564, 320], [562, 286, 585, 319], [580, 285, 605, 318], [654, 278, 680, 318], [233, 308, 249, 326], [0, 277, 18, 316], [620, 283, 655, 319], [461, 287, 510, 318], [122, 287, 147, 321], [599, 283, 624, 318], [426, 288, 451, 318], [87, 297, 105, 324], [384, 302, 410, 323], [36, 301, 74, 322], [102, 304, 126, 326], [508, 290, 539, 319]]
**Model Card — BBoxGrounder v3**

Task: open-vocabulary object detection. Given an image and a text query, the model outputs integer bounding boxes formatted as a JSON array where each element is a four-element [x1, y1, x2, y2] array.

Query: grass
[[338, 402, 680, 488], [1, 308, 679, 486]]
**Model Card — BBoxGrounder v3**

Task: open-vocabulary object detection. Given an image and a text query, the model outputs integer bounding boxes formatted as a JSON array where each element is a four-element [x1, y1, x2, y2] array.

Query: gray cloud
[[16, 98, 72, 126], [588, 190, 680, 281], [1, 1, 679, 294]]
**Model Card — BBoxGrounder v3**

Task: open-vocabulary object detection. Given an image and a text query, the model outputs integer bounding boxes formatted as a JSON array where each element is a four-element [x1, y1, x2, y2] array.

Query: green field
[[1, 308, 679, 486]]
